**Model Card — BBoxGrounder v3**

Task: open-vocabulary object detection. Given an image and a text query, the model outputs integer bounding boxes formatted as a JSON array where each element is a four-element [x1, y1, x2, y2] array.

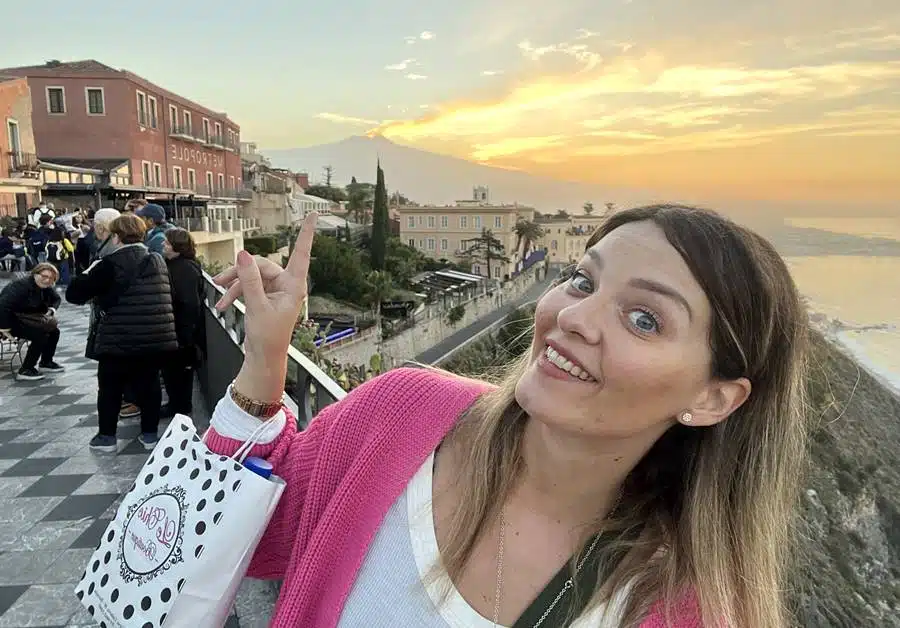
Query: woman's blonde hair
[[440, 205, 810, 627], [31, 262, 59, 281]]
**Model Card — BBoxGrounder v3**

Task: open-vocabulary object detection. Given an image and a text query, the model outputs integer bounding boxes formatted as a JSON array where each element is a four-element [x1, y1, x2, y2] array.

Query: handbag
[[512, 524, 642, 628], [84, 255, 152, 360], [15, 311, 58, 332], [74, 414, 286, 628]]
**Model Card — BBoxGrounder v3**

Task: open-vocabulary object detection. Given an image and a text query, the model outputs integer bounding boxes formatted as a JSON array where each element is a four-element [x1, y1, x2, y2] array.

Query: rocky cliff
[[795, 333, 900, 627]]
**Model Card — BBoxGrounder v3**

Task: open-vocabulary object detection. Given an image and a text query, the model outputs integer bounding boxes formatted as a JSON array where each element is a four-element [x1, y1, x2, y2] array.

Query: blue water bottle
[[243, 457, 273, 480]]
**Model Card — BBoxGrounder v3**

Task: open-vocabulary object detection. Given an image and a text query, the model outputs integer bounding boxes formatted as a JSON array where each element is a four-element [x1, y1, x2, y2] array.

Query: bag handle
[[199, 409, 282, 464], [231, 416, 281, 463]]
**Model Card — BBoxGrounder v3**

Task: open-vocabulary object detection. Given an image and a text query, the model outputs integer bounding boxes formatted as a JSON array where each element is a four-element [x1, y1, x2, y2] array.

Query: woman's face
[[515, 220, 719, 440], [162, 238, 176, 259], [34, 270, 57, 289]]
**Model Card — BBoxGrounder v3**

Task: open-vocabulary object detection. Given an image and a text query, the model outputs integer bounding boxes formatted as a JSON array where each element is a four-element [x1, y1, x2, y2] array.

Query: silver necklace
[[491, 508, 612, 628]]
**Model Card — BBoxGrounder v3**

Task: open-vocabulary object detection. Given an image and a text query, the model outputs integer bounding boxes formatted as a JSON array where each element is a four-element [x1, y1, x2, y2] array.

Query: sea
[[750, 215, 900, 397]]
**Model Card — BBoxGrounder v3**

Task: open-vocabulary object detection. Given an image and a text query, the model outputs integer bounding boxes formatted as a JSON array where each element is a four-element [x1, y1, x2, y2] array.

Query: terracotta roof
[[0, 59, 238, 128], [0, 59, 120, 76]]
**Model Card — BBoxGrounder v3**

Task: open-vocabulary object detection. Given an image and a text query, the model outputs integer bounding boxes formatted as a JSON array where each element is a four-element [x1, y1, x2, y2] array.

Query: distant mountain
[[265, 136, 656, 211]]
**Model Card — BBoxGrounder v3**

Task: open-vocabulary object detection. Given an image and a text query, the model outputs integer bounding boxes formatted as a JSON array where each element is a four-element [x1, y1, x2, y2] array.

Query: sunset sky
[[3, 0, 899, 203]]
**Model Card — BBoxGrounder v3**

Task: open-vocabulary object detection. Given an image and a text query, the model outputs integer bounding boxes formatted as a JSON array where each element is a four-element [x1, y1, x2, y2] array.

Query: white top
[[210, 401, 629, 627]]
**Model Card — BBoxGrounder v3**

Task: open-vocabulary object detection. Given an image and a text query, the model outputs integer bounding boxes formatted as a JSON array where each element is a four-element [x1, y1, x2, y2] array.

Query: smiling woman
[[444, 204, 809, 627], [199, 206, 809, 628]]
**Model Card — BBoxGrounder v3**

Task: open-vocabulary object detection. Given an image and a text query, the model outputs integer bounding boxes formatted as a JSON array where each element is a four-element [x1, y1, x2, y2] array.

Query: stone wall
[[321, 261, 546, 367]]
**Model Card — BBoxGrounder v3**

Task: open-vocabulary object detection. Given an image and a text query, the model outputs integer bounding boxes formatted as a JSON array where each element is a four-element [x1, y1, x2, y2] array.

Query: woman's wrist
[[234, 353, 287, 404]]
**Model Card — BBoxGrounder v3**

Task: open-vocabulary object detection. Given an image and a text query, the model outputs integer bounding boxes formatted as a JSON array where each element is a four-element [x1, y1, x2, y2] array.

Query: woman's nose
[[556, 295, 604, 345]]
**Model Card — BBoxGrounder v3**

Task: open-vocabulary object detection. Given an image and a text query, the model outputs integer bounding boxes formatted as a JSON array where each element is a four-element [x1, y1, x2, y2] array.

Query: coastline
[[806, 309, 900, 402]]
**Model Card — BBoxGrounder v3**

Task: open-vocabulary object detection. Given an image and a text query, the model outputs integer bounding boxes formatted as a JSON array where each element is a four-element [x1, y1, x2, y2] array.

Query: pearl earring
[[680, 412, 693, 424]]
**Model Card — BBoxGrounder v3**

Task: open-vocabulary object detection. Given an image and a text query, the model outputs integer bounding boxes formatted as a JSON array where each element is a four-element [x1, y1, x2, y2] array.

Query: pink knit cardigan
[[205, 367, 702, 627]]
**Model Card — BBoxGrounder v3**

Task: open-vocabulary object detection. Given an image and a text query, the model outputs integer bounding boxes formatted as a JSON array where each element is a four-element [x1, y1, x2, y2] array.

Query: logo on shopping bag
[[119, 485, 188, 585]]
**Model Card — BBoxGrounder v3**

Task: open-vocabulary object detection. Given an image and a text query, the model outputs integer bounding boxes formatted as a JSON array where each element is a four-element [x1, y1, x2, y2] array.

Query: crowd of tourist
[[0, 199, 205, 453]]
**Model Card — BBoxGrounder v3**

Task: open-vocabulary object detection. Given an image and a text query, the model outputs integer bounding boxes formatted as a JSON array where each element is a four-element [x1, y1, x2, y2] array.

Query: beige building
[[398, 189, 534, 279], [536, 214, 608, 266]]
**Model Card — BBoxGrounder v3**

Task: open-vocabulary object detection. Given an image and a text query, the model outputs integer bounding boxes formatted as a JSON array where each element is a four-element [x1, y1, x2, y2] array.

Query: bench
[[0, 254, 26, 273], [0, 330, 29, 376]]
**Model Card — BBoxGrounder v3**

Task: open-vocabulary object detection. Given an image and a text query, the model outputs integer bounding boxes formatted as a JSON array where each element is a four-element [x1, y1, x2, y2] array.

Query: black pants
[[161, 348, 196, 414], [11, 320, 60, 371], [122, 382, 137, 407], [97, 356, 162, 437]]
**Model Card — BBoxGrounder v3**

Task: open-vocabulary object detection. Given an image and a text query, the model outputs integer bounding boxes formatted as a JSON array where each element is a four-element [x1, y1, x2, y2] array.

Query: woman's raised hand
[[213, 212, 316, 402]]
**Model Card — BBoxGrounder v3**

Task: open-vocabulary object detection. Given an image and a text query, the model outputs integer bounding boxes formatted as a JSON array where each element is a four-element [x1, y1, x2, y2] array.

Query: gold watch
[[229, 384, 284, 419]]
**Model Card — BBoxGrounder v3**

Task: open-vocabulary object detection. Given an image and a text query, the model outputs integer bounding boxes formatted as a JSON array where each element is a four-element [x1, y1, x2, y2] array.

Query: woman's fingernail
[[237, 250, 251, 267]]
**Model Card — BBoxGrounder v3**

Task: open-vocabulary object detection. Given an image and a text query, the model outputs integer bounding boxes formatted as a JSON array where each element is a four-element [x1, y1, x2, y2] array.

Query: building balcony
[[169, 124, 200, 142], [6, 151, 40, 178], [173, 215, 260, 234], [256, 180, 291, 195], [201, 134, 225, 149], [192, 184, 252, 200]]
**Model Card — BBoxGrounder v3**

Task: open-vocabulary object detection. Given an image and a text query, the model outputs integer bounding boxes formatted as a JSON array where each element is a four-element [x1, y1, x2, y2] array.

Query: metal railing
[[169, 124, 197, 140], [174, 216, 260, 233], [197, 271, 345, 427], [202, 134, 223, 148], [256, 180, 291, 195], [192, 184, 252, 199], [7, 151, 39, 175]]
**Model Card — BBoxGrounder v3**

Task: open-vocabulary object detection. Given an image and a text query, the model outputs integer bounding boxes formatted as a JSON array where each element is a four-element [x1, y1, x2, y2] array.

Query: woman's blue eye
[[628, 309, 661, 334], [569, 270, 592, 292]]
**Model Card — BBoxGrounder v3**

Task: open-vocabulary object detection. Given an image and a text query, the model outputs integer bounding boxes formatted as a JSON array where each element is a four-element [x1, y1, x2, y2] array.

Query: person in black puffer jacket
[[0, 263, 64, 380], [160, 228, 206, 417], [66, 214, 178, 453]]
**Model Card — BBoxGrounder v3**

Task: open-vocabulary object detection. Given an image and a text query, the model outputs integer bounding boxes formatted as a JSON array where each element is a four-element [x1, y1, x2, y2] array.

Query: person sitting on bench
[[0, 263, 64, 381]]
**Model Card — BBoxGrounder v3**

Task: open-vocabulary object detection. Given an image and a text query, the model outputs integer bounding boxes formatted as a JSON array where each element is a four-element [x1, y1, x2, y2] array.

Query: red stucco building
[[0, 60, 244, 201]]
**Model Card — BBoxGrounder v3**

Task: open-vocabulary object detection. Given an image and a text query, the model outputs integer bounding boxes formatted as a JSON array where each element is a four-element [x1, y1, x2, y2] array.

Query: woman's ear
[[685, 377, 751, 427]]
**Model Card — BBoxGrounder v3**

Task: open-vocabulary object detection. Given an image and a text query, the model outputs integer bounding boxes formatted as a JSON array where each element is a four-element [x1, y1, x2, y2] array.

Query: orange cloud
[[471, 135, 568, 160], [337, 22, 900, 200]]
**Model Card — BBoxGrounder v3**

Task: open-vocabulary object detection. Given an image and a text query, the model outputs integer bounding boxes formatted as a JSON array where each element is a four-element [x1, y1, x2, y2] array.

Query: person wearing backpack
[[27, 201, 55, 227], [46, 227, 74, 285], [26, 215, 53, 263]]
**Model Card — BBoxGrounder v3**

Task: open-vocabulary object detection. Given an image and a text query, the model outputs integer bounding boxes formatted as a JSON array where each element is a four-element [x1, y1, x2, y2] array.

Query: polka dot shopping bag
[[74, 414, 285, 628]]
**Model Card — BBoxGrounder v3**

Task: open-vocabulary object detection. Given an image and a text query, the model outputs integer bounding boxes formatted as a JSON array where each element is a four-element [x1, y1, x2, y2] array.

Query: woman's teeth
[[544, 347, 595, 382]]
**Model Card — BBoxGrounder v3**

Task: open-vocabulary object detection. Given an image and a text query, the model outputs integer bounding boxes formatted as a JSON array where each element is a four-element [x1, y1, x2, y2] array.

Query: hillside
[[262, 136, 897, 218], [265, 135, 654, 211]]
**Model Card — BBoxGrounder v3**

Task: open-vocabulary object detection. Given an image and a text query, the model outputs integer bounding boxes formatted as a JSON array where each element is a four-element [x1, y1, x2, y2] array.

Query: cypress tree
[[371, 159, 389, 270]]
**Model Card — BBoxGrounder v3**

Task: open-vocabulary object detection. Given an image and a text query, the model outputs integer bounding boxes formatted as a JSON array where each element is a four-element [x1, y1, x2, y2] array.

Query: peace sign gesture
[[213, 212, 317, 402]]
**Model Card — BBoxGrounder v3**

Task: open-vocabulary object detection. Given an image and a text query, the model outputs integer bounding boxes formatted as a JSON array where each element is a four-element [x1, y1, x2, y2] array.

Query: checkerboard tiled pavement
[[0, 280, 279, 627]]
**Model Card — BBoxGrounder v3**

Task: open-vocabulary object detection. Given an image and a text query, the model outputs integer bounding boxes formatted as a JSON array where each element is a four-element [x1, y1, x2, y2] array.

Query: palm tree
[[583, 201, 594, 215], [513, 219, 545, 260], [604, 202, 616, 217], [366, 270, 394, 356]]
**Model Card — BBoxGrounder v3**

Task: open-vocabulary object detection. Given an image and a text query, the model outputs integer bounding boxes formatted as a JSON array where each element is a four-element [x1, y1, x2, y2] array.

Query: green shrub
[[447, 304, 465, 324], [244, 235, 278, 256]]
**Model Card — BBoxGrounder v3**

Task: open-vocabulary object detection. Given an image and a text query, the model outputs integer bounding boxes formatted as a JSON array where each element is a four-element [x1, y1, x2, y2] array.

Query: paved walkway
[[415, 274, 554, 364], [0, 280, 277, 627]]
